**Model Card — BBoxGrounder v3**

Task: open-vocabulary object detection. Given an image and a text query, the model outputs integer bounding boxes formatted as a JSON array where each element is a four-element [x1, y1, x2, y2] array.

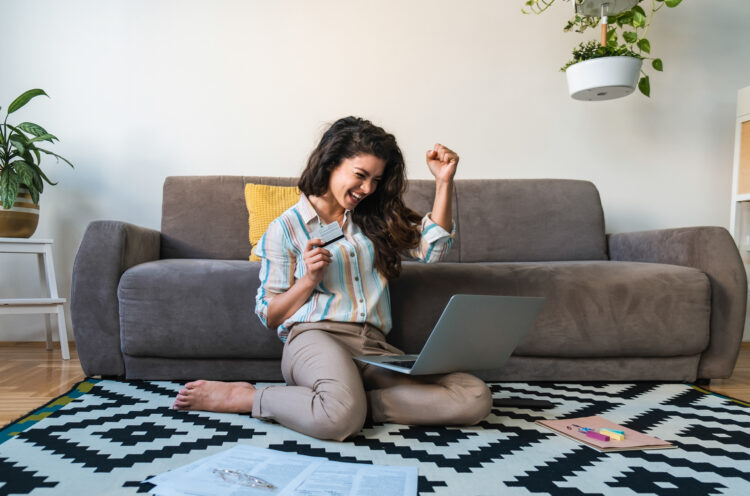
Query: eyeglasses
[[212, 468, 275, 489]]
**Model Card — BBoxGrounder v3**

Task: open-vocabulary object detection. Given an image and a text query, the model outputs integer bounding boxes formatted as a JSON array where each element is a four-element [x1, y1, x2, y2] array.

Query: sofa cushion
[[245, 183, 301, 261], [120, 258, 710, 362], [118, 259, 282, 359], [388, 261, 710, 358], [455, 179, 608, 262]]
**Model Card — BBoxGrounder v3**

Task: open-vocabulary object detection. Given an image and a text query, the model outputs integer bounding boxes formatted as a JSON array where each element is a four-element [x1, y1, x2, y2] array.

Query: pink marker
[[586, 430, 610, 442]]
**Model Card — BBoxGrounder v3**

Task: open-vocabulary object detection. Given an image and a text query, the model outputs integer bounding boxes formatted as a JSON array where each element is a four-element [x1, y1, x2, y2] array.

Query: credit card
[[310, 222, 345, 247]]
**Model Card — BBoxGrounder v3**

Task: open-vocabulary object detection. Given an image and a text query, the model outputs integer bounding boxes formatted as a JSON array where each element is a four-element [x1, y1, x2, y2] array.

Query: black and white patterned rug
[[1, 380, 749, 495]]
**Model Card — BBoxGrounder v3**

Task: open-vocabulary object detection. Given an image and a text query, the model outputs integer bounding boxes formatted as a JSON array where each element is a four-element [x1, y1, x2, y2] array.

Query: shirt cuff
[[422, 213, 456, 243]]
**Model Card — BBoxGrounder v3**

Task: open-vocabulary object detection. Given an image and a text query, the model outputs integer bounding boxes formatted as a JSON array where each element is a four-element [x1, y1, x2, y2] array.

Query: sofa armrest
[[71, 220, 161, 377], [608, 226, 747, 379]]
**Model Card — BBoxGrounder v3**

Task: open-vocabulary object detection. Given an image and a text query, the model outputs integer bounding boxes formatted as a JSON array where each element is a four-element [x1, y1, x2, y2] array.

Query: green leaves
[[638, 76, 651, 97], [37, 148, 74, 169], [652, 58, 663, 71], [665, 0, 682, 7], [637, 38, 651, 54], [623, 31, 638, 44], [522, 0, 557, 15], [616, 11, 633, 27], [13, 161, 35, 190], [1, 88, 73, 207], [18, 122, 56, 141], [561, 40, 641, 72], [9, 134, 27, 157], [632, 5, 647, 28], [28, 134, 58, 144], [7, 89, 48, 115], [606, 28, 618, 47], [1, 168, 19, 209]]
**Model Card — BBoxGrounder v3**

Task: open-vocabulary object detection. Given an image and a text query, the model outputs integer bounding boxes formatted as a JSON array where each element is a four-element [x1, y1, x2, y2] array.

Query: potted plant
[[0, 89, 74, 237], [562, 40, 643, 100], [523, 0, 683, 99]]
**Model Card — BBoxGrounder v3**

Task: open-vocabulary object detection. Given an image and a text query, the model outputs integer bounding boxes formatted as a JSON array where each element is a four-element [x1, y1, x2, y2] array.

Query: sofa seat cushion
[[388, 261, 711, 358], [118, 259, 282, 358]]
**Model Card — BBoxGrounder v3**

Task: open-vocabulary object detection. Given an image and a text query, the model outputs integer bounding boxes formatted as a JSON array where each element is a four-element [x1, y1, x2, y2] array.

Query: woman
[[173, 116, 492, 441]]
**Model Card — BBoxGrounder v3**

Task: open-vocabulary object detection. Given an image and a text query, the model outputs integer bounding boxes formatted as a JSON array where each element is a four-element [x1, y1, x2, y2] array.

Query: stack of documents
[[145, 445, 418, 495]]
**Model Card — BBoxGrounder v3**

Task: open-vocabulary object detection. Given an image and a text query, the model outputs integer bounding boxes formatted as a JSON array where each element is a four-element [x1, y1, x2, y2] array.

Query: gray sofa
[[70, 176, 747, 383]]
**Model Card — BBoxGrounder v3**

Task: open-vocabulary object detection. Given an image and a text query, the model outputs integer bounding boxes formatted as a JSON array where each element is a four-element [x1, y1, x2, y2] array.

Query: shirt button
[[354, 277, 359, 281], [360, 312, 365, 316], [359, 298, 363, 303], [350, 252, 355, 257]]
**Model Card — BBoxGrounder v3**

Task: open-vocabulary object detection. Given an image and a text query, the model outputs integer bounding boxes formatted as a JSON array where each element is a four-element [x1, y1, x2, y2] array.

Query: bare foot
[[172, 380, 256, 413]]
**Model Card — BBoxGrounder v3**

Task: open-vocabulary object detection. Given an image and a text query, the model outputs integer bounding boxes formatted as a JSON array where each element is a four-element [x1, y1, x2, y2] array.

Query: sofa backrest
[[455, 179, 607, 262], [161, 176, 607, 262]]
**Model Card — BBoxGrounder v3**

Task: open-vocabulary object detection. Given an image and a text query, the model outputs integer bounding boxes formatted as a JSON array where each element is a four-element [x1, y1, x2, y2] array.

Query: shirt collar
[[297, 193, 319, 224], [298, 193, 351, 226]]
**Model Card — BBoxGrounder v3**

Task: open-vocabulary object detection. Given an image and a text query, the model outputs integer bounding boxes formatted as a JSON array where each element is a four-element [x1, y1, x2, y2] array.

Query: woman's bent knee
[[464, 380, 492, 425], [313, 402, 367, 441], [443, 373, 492, 425], [308, 388, 367, 441]]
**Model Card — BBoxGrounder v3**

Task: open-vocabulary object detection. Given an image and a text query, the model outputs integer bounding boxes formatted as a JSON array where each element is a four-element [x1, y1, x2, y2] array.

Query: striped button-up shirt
[[254, 193, 455, 341]]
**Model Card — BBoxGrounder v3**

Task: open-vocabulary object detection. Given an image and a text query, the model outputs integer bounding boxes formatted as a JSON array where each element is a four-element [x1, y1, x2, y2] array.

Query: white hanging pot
[[565, 56, 643, 101]]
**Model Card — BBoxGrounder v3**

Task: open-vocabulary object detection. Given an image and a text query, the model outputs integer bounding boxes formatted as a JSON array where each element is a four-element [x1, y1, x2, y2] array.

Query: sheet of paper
[[287, 461, 417, 496], [289, 461, 356, 496], [146, 445, 418, 496], [350, 465, 418, 496], [147, 446, 322, 496], [537, 415, 676, 452]]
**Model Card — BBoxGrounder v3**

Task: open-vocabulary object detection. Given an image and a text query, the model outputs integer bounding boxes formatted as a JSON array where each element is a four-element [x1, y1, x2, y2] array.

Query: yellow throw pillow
[[245, 183, 301, 261]]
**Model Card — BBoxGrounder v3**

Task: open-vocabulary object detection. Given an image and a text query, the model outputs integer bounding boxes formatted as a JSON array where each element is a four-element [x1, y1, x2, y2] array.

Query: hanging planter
[[523, 0, 684, 100], [565, 55, 642, 101]]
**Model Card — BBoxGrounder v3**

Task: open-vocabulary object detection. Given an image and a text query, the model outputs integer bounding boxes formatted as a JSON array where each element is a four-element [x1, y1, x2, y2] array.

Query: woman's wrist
[[299, 273, 319, 291], [435, 179, 454, 196], [435, 177, 454, 188]]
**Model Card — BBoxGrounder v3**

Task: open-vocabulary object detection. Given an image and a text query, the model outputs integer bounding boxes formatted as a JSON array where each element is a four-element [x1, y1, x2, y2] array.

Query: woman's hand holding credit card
[[310, 222, 345, 247], [303, 223, 343, 285]]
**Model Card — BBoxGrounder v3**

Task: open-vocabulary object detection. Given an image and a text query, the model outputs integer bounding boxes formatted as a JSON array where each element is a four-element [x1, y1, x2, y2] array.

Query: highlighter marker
[[585, 430, 610, 442], [600, 428, 625, 441]]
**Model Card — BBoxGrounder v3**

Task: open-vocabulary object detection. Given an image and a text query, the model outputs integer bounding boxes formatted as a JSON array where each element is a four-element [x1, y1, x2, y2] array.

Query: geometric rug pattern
[[1, 380, 749, 495]]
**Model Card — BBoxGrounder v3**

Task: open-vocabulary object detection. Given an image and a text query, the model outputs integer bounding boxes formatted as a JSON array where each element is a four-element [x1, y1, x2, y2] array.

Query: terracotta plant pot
[[565, 56, 643, 101], [0, 187, 40, 238]]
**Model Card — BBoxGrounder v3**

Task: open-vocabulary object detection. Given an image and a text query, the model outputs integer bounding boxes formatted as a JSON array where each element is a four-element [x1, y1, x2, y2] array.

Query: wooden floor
[[1, 342, 749, 426], [1, 343, 87, 426], [707, 342, 750, 402]]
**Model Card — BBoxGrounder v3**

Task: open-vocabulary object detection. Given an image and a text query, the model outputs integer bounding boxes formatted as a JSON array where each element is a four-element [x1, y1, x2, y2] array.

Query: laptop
[[354, 294, 545, 375]]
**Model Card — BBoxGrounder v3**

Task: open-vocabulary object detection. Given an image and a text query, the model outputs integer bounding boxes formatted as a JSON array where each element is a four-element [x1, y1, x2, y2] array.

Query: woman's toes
[[186, 380, 204, 389]]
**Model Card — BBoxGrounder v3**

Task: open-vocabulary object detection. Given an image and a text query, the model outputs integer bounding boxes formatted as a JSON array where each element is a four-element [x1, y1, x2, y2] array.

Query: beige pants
[[251, 321, 492, 441]]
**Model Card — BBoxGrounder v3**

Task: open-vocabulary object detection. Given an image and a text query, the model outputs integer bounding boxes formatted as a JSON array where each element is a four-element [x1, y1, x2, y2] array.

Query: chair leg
[[44, 314, 53, 350], [56, 306, 70, 360]]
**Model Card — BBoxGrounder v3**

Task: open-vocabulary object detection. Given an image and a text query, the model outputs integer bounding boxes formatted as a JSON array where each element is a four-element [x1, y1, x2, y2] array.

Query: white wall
[[1, 0, 749, 341]]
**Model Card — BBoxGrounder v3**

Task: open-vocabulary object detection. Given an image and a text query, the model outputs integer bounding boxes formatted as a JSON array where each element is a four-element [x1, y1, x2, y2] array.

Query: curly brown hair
[[298, 116, 421, 280]]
